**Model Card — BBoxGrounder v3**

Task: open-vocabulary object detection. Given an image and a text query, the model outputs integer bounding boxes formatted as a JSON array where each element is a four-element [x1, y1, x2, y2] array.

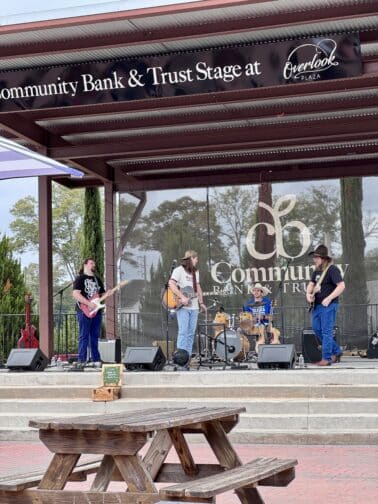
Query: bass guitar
[[79, 279, 128, 318], [162, 286, 196, 312], [17, 294, 39, 348]]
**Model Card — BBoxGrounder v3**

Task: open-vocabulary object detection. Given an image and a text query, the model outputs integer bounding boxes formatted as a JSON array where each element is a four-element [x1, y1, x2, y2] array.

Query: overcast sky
[[1, 0, 201, 23]]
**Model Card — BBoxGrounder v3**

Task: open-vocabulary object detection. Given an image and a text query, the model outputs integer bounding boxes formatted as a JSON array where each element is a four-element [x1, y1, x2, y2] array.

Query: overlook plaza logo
[[283, 38, 339, 82]]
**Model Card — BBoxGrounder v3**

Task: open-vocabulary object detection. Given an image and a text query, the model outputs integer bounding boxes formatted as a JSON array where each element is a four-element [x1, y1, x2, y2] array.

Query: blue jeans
[[76, 310, 102, 362], [312, 303, 342, 362], [176, 308, 199, 356]]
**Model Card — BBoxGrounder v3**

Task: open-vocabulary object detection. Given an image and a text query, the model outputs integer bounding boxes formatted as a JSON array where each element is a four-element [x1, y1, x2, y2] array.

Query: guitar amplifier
[[98, 339, 122, 363], [367, 333, 378, 358], [302, 330, 322, 363]]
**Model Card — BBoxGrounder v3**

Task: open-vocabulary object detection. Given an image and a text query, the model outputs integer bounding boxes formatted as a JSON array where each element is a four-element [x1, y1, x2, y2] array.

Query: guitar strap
[[315, 264, 331, 290]]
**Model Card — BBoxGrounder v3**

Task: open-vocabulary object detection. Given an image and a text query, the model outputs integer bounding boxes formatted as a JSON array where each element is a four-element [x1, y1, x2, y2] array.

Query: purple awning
[[0, 136, 83, 179]]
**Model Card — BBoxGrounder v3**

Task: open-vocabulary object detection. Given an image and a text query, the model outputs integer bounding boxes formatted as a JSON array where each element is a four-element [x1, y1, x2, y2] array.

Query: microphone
[[210, 298, 219, 303]]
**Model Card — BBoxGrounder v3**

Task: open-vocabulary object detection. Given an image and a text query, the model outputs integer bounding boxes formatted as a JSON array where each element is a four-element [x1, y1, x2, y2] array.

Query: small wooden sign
[[101, 364, 123, 387]]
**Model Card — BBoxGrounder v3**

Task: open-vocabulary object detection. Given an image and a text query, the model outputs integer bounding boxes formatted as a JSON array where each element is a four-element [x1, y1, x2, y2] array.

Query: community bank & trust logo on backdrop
[[283, 38, 339, 82], [246, 194, 311, 260]]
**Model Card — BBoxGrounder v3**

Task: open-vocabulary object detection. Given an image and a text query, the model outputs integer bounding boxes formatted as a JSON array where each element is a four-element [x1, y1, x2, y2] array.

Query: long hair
[[78, 257, 95, 275], [181, 254, 198, 293], [181, 257, 197, 274]]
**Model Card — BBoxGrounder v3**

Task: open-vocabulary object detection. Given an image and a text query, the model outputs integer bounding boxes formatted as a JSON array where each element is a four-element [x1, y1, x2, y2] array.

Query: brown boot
[[316, 359, 331, 366]]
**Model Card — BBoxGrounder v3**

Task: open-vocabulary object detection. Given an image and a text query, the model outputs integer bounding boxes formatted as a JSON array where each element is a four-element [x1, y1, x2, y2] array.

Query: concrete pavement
[[0, 441, 377, 503]]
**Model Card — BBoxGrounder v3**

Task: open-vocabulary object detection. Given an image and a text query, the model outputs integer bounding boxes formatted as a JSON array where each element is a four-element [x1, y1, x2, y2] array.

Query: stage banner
[[0, 34, 361, 112]]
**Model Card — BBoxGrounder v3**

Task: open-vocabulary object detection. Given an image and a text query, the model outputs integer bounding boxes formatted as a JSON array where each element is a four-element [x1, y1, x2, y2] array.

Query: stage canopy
[[0, 136, 83, 180]]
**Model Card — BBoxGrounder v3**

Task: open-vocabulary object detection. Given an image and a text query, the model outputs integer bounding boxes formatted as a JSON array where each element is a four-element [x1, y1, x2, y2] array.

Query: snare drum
[[215, 329, 249, 361]]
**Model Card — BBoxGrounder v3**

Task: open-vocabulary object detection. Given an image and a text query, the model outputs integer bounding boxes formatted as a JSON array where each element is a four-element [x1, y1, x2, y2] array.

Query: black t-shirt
[[310, 264, 343, 305], [73, 274, 105, 310]]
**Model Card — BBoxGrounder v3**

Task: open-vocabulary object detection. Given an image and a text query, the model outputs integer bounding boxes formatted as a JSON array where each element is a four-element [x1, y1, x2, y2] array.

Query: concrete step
[[0, 409, 377, 431], [1, 383, 377, 400], [2, 368, 378, 386], [1, 367, 377, 444], [3, 397, 377, 415], [228, 429, 378, 445]]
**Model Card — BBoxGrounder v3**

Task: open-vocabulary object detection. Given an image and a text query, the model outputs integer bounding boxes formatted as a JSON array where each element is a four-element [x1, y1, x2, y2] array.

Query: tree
[[340, 177, 368, 345], [81, 188, 104, 279], [210, 186, 257, 264], [135, 196, 228, 326], [0, 234, 28, 361], [9, 184, 85, 281]]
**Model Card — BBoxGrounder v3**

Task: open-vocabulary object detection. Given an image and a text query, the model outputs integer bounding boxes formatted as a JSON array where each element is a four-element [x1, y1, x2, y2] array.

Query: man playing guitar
[[72, 258, 106, 365], [168, 250, 206, 370], [306, 245, 345, 366]]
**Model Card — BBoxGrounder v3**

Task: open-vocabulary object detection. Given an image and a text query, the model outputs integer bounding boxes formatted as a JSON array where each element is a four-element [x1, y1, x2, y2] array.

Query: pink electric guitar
[[79, 280, 128, 318]]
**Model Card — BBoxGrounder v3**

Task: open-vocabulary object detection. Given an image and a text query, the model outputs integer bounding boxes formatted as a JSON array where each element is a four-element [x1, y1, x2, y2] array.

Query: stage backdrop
[[117, 176, 378, 353]]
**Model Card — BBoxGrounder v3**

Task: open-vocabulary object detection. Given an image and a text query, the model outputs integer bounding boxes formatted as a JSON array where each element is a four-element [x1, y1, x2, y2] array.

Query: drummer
[[243, 283, 272, 328]]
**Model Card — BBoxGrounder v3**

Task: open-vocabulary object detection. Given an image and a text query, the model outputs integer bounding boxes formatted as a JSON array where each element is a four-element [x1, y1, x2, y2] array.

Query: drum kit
[[197, 302, 281, 366]]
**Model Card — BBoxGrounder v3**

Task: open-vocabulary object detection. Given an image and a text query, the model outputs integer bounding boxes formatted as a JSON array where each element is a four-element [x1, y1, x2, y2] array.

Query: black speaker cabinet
[[257, 344, 296, 369], [99, 338, 121, 363], [302, 329, 322, 363], [367, 333, 378, 358], [123, 346, 166, 371], [6, 348, 49, 371]]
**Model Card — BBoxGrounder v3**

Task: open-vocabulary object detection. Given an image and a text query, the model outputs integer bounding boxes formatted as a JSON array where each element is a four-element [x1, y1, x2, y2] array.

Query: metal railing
[[1, 304, 376, 363]]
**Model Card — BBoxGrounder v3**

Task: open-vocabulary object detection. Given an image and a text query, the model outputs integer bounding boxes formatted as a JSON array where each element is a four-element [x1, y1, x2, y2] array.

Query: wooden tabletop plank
[[29, 407, 246, 432]]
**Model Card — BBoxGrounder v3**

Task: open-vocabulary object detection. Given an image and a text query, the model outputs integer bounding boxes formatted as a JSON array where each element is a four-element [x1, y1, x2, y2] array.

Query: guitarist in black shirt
[[306, 245, 345, 366], [73, 258, 105, 365]]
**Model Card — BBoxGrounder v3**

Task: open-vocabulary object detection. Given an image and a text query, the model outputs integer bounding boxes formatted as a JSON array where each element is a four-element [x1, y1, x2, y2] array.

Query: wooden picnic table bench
[[0, 458, 102, 492], [0, 406, 297, 503], [160, 457, 298, 503]]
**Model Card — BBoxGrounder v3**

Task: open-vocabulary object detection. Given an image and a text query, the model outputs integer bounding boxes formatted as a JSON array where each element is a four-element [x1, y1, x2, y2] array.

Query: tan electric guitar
[[255, 300, 280, 352], [79, 279, 128, 318]]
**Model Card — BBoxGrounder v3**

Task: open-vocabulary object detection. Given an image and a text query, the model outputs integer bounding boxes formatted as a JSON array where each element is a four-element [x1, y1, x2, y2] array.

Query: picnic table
[[0, 406, 297, 503]]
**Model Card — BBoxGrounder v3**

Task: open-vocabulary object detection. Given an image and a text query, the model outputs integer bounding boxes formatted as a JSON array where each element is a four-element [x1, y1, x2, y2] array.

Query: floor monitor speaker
[[123, 346, 166, 371], [6, 348, 49, 371], [99, 339, 121, 363], [257, 344, 295, 369], [302, 329, 322, 363]]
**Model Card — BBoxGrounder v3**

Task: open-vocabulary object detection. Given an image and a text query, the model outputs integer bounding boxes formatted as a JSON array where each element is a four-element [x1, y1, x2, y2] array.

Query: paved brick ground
[[1, 441, 377, 503]]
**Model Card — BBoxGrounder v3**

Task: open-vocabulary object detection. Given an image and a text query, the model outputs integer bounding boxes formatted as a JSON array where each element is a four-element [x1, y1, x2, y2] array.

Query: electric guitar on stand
[[17, 294, 39, 348], [79, 280, 128, 318]]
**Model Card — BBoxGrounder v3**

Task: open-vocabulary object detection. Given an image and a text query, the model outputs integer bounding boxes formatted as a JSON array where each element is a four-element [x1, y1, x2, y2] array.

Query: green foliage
[[137, 196, 228, 318], [81, 187, 104, 279], [0, 234, 27, 314], [9, 183, 85, 282], [210, 186, 258, 264], [0, 234, 29, 361]]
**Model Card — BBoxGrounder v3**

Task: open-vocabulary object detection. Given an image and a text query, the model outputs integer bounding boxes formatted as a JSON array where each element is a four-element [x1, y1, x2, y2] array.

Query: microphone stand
[[276, 258, 292, 344], [53, 281, 73, 359], [162, 260, 177, 367]]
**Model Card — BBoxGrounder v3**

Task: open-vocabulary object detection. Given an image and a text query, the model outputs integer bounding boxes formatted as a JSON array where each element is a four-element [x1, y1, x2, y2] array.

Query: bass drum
[[215, 329, 249, 362]]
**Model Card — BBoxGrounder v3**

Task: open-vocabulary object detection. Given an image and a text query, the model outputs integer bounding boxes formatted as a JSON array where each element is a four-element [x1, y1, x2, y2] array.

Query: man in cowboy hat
[[243, 282, 272, 327], [306, 244, 345, 366], [168, 250, 206, 369]]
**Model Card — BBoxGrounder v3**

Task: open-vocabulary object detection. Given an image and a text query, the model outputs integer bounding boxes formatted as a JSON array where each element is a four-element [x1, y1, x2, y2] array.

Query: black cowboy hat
[[308, 244, 331, 260]]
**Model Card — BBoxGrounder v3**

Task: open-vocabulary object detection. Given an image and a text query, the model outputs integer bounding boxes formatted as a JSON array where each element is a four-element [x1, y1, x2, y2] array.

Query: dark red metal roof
[[0, 0, 377, 190]]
